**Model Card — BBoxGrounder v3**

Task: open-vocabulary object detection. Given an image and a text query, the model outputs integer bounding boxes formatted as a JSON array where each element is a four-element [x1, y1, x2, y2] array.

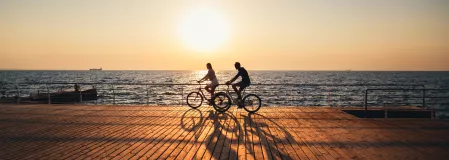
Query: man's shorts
[[235, 81, 250, 89]]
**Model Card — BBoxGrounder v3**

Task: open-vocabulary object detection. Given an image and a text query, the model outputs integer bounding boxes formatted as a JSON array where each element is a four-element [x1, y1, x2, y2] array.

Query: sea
[[1, 71, 448, 116]]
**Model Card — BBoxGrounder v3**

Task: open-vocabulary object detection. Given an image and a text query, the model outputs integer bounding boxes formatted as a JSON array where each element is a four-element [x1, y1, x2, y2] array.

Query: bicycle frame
[[222, 85, 247, 104], [194, 82, 213, 100], [195, 82, 207, 98]]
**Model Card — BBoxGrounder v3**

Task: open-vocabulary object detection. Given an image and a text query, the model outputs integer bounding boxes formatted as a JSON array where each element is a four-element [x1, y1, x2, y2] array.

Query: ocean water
[[1, 71, 449, 111], [1, 70, 449, 86]]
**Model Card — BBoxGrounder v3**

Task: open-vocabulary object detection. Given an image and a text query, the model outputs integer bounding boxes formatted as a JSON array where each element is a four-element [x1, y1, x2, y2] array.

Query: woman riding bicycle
[[198, 63, 219, 99]]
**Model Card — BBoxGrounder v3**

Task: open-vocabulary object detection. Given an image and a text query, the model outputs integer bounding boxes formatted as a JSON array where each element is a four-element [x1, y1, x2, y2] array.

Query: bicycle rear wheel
[[243, 94, 261, 113], [212, 92, 231, 112], [186, 92, 203, 108]]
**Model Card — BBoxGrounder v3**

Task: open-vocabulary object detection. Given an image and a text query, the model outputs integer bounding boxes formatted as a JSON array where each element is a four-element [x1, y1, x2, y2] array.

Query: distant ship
[[89, 67, 102, 71]]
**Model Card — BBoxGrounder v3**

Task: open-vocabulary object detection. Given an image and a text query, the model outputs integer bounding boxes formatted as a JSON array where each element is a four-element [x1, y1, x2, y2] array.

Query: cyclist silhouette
[[198, 63, 219, 99], [226, 62, 251, 107]]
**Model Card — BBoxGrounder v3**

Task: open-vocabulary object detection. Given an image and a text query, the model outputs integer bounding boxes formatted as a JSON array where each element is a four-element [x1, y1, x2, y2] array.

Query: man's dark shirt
[[236, 67, 250, 84]]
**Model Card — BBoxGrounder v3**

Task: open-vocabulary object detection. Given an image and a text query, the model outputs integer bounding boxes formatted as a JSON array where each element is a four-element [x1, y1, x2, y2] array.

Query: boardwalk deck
[[1, 104, 449, 160]]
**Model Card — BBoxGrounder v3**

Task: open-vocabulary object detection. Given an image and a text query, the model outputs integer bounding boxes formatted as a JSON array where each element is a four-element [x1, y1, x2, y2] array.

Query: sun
[[179, 7, 230, 52]]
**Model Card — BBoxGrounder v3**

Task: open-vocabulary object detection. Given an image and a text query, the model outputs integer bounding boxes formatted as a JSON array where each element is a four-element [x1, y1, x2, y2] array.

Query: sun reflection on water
[[194, 70, 208, 81]]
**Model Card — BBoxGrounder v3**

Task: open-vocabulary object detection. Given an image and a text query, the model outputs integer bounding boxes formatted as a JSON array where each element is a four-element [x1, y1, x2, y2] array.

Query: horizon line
[[1, 69, 449, 72]]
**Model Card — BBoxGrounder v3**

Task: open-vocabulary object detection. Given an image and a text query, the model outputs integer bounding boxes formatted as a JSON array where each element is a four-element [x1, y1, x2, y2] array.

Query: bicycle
[[212, 84, 262, 113], [186, 81, 217, 109]]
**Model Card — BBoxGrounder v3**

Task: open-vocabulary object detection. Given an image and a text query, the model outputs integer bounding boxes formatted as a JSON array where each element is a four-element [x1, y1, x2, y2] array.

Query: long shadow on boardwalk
[[1, 105, 449, 159], [178, 109, 297, 159]]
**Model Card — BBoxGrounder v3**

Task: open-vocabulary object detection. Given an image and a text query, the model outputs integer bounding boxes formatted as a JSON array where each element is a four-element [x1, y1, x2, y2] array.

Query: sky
[[1, 0, 449, 71]]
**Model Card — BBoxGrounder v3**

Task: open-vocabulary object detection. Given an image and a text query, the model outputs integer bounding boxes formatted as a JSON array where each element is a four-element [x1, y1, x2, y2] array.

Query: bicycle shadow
[[180, 108, 295, 159], [180, 108, 240, 159], [242, 112, 293, 159]]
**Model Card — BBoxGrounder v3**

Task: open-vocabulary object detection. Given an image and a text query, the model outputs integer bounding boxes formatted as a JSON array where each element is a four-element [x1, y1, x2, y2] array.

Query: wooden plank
[[300, 107, 387, 159], [171, 108, 214, 159], [254, 111, 282, 160], [249, 113, 264, 160], [127, 108, 193, 159], [211, 112, 233, 160], [2, 105, 449, 160], [282, 108, 337, 160], [236, 109, 247, 160], [192, 110, 224, 160], [269, 109, 314, 160], [181, 110, 216, 160], [285, 108, 352, 160], [298, 107, 377, 160], [158, 107, 208, 159], [52, 108, 137, 159], [72, 110, 155, 160], [219, 111, 237, 160], [292, 108, 357, 160], [222, 109, 239, 160], [266, 111, 303, 160], [137, 107, 200, 159], [318, 108, 414, 159], [264, 111, 298, 160], [253, 112, 271, 160], [94, 109, 180, 159], [4, 106, 101, 158], [66, 107, 163, 159], [108, 108, 183, 159], [202, 111, 231, 160]]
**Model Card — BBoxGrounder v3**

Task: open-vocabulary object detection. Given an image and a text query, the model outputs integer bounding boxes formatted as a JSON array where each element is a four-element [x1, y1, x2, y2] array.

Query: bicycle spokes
[[243, 94, 261, 113], [187, 92, 203, 109], [213, 92, 231, 112]]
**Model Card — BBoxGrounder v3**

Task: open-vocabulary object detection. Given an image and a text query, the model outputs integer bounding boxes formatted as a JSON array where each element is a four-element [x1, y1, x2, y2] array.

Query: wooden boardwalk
[[1, 104, 449, 160]]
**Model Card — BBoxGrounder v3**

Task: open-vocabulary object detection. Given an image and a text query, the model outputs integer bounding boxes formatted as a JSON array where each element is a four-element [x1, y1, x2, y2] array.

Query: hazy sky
[[1, 0, 449, 70]]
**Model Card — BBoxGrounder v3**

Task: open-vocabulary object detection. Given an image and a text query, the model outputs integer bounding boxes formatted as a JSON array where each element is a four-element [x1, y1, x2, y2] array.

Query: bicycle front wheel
[[186, 92, 203, 109], [243, 94, 262, 113], [212, 92, 231, 112]]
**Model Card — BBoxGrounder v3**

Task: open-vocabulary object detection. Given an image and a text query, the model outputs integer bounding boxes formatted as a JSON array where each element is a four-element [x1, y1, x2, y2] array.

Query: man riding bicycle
[[226, 62, 251, 107]]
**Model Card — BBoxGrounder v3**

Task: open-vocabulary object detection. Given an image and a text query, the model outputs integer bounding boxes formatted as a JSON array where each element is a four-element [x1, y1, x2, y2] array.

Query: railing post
[[422, 86, 426, 108], [112, 84, 115, 105], [146, 85, 149, 105], [79, 85, 83, 103], [365, 89, 368, 111], [94, 84, 97, 105], [181, 86, 184, 106], [16, 85, 20, 104], [364, 89, 369, 118], [46, 84, 51, 104], [290, 86, 293, 106]]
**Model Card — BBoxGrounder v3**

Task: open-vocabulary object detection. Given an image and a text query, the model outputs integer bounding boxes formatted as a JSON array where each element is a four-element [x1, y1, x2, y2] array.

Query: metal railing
[[2, 82, 448, 118], [0, 82, 439, 106], [362, 88, 449, 119], [365, 88, 426, 110], [364, 88, 449, 110]]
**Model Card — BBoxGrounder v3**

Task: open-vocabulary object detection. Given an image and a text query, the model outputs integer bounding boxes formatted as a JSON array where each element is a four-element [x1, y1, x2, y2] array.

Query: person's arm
[[199, 70, 211, 82], [199, 75, 207, 82], [227, 71, 241, 84]]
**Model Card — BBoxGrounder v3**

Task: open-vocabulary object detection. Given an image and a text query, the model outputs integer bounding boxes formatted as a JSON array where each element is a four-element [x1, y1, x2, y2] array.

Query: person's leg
[[204, 85, 213, 105], [238, 84, 248, 98], [210, 85, 217, 98], [205, 85, 211, 93], [232, 83, 241, 99]]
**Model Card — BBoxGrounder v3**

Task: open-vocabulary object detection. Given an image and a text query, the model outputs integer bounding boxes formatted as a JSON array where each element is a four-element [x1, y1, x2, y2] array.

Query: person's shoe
[[207, 99, 213, 106], [237, 99, 243, 108]]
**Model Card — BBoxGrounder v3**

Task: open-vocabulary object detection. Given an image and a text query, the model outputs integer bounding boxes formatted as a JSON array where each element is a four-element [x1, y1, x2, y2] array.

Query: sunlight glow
[[195, 70, 208, 80], [179, 7, 230, 52]]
